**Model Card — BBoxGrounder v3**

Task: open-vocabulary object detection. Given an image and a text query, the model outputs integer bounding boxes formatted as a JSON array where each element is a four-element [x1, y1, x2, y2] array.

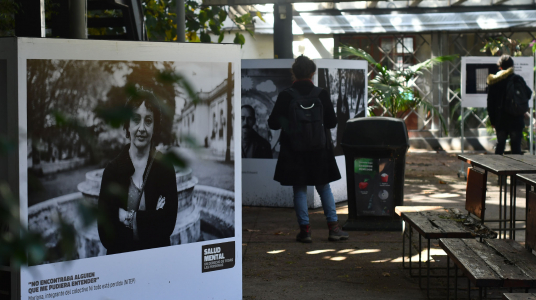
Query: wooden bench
[[439, 190, 536, 300], [503, 293, 536, 300], [396, 167, 495, 298]]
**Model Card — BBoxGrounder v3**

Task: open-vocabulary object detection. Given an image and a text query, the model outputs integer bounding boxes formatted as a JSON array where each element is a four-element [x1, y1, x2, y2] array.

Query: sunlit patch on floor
[[429, 193, 460, 198], [306, 249, 336, 255], [330, 256, 347, 261], [349, 249, 381, 254], [267, 250, 286, 254], [390, 248, 446, 262]]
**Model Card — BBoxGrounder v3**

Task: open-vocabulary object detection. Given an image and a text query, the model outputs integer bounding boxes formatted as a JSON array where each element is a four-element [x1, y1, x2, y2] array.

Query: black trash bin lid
[[341, 117, 409, 148]]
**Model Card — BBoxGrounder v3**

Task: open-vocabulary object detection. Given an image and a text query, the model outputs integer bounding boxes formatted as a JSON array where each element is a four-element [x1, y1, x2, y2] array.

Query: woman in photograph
[[268, 55, 349, 243], [98, 90, 178, 255]]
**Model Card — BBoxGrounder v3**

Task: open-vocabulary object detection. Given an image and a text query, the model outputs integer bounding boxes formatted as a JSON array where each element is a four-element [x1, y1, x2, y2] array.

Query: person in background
[[487, 55, 525, 155], [268, 55, 349, 243], [241, 105, 272, 159]]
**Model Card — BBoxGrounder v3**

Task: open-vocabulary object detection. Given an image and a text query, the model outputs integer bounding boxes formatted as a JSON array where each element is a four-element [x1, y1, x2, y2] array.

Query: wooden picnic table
[[458, 154, 536, 239], [503, 293, 536, 300], [439, 189, 536, 300]]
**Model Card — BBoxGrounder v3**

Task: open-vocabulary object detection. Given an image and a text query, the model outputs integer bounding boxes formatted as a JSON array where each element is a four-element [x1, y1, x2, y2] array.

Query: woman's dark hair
[[291, 55, 316, 80], [123, 90, 161, 143], [497, 54, 514, 70]]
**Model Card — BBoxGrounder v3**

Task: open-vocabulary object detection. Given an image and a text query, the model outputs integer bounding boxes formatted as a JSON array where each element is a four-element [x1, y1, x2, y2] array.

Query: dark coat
[[268, 80, 341, 186], [97, 145, 178, 255], [486, 67, 525, 132]]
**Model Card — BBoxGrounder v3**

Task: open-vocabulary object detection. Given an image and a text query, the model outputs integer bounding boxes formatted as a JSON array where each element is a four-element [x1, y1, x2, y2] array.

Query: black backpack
[[285, 87, 327, 152], [504, 74, 532, 116]]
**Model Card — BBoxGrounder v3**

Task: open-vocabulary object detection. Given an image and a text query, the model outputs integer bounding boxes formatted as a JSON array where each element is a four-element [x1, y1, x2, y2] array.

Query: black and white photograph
[[461, 56, 534, 108], [465, 63, 499, 94], [26, 59, 236, 264], [241, 68, 293, 159], [318, 68, 367, 156]]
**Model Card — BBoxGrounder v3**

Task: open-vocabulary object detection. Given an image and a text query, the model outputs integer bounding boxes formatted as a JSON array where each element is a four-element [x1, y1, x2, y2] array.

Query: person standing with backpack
[[487, 55, 532, 154], [268, 55, 349, 243]]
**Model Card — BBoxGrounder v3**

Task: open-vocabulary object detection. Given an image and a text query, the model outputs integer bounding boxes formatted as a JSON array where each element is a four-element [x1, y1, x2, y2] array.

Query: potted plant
[[340, 45, 458, 134]]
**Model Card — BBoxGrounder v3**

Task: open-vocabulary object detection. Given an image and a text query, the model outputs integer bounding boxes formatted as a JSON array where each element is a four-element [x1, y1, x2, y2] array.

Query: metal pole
[[68, 0, 87, 39], [530, 111, 534, 155], [459, 106, 466, 178], [176, 0, 185, 42], [273, 3, 294, 59], [533, 51, 535, 155]]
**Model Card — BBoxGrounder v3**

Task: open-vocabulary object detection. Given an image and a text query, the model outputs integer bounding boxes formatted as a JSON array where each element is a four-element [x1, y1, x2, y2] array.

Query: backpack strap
[[285, 88, 302, 100], [308, 87, 323, 98]]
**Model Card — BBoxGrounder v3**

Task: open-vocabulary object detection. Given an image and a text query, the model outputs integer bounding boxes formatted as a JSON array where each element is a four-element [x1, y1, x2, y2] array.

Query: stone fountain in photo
[[76, 167, 200, 254], [28, 162, 235, 262]]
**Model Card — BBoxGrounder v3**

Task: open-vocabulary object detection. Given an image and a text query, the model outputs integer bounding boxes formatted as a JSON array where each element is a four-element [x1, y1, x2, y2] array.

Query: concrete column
[[273, 3, 293, 59], [176, 0, 185, 42], [68, 0, 87, 39], [15, 0, 46, 37]]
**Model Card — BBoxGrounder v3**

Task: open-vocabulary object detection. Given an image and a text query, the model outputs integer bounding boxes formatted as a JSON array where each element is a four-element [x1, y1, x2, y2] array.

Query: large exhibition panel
[[0, 37, 242, 300], [461, 56, 534, 108], [241, 59, 368, 208]]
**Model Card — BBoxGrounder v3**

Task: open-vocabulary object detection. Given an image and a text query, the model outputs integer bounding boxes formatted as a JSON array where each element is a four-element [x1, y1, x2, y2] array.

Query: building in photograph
[[176, 76, 235, 161]]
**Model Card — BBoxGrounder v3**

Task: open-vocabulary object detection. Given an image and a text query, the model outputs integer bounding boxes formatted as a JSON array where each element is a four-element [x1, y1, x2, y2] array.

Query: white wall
[[214, 32, 275, 59]]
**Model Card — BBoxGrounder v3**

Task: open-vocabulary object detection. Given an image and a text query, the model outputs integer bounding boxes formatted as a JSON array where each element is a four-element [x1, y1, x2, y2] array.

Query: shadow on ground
[[242, 152, 530, 299]]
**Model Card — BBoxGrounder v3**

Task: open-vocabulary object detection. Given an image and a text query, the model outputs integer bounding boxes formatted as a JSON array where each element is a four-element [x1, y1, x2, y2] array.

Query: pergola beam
[[492, 0, 509, 4], [409, 0, 423, 7], [367, 1, 377, 8], [203, 0, 409, 6], [449, 0, 467, 6]]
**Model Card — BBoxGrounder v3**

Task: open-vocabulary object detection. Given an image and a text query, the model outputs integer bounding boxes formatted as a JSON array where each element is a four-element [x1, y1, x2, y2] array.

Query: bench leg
[[419, 234, 422, 288], [499, 175, 503, 239], [403, 223, 406, 269], [427, 238, 431, 299], [504, 176, 508, 239], [513, 178, 517, 240], [479, 287, 482, 300], [409, 227, 413, 275], [455, 264, 458, 300], [447, 256, 450, 300], [467, 277, 470, 300], [510, 176, 514, 239]]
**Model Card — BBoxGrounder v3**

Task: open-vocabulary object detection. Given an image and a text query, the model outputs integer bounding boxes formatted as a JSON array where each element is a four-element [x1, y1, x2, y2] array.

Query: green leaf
[[218, 32, 225, 43], [340, 45, 380, 69], [186, 20, 200, 32], [199, 10, 208, 25], [256, 11, 265, 22], [218, 10, 227, 22], [408, 55, 458, 73], [0, 136, 15, 156], [233, 33, 245, 47], [209, 19, 221, 35], [200, 32, 211, 43], [94, 105, 134, 128]]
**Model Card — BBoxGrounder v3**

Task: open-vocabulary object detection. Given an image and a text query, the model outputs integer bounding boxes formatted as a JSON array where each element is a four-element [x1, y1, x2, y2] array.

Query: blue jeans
[[293, 184, 338, 226]]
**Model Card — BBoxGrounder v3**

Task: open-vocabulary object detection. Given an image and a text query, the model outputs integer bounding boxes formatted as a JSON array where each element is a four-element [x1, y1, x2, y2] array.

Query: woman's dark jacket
[[487, 67, 525, 132], [98, 145, 178, 255], [268, 80, 341, 186]]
